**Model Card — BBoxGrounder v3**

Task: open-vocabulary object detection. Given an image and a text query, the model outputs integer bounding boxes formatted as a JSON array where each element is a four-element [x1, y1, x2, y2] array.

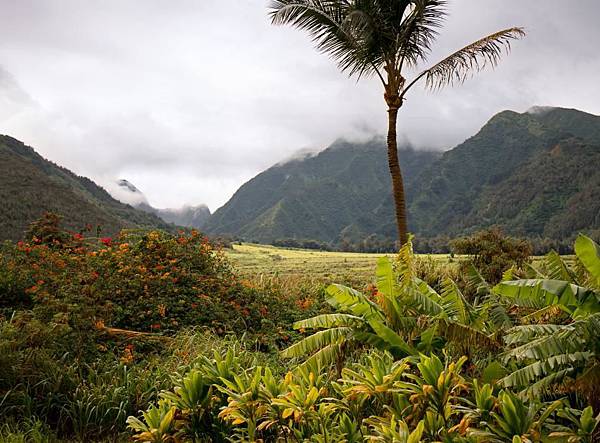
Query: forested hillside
[[0, 135, 172, 241], [203, 138, 439, 246], [408, 107, 600, 241]]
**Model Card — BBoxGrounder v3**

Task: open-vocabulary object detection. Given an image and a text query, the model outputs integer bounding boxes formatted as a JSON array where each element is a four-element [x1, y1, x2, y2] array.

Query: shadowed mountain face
[[0, 135, 173, 241], [205, 107, 600, 245]]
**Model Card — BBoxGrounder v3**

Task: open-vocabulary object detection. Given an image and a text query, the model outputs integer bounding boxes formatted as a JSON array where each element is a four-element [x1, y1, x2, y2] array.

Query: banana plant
[[496, 235, 600, 397], [282, 239, 499, 370]]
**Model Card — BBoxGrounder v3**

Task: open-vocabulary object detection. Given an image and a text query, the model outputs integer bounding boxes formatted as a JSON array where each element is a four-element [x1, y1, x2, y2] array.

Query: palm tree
[[269, 0, 525, 245]]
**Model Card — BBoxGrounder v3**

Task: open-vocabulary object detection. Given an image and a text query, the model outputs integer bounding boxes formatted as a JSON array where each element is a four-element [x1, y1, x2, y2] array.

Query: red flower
[[100, 237, 112, 246], [73, 233, 83, 241]]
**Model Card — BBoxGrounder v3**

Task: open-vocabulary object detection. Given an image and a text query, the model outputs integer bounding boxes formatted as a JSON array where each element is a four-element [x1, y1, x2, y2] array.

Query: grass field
[[226, 243, 455, 283]]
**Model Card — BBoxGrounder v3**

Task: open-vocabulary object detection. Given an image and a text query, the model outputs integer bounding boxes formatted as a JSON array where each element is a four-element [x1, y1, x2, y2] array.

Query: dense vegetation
[[205, 107, 600, 251], [0, 135, 174, 242], [124, 233, 600, 442], [0, 216, 330, 441], [1, 213, 599, 441]]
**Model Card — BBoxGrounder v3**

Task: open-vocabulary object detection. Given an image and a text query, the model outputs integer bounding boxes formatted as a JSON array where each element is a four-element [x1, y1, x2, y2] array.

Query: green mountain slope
[[408, 107, 600, 240], [204, 139, 440, 244], [205, 107, 600, 246], [0, 135, 173, 241]]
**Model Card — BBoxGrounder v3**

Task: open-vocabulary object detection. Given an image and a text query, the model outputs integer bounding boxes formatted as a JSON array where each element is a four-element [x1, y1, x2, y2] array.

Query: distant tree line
[[214, 229, 592, 256]]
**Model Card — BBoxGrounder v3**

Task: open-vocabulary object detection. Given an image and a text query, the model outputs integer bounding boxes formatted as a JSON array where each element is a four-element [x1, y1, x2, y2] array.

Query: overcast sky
[[1, 0, 599, 211]]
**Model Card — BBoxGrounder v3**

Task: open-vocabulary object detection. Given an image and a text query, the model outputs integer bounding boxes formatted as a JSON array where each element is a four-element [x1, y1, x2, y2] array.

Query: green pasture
[[226, 242, 455, 283]]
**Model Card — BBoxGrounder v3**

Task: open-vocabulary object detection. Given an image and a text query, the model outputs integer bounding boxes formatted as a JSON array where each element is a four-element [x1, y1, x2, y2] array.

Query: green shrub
[[451, 228, 532, 285]]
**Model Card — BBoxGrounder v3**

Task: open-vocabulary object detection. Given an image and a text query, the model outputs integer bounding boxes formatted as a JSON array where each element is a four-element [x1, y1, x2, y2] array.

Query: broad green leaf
[[368, 319, 417, 356], [408, 420, 425, 443], [326, 284, 384, 321], [293, 313, 363, 330], [299, 343, 342, 372], [281, 327, 351, 358], [495, 279, 592, 311], [575, 234, 600, 286], [376, 256, 398, 298], [376, 256, 406, 329], [545, 250, 576, 282]]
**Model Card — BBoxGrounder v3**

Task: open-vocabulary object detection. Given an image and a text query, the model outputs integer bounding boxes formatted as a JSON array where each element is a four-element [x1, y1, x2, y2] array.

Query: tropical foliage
[[496, 235, 600, 406], [129, 347, 597, 442], [280, 238, 501, 372], [3, 219, 600, 441]]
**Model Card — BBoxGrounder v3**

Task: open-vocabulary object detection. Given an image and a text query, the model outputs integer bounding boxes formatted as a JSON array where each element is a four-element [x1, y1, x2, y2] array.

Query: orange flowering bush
[[1, 217, 326, 344]]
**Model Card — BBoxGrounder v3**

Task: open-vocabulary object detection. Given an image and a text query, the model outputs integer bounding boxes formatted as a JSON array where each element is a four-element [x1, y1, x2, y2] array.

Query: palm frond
[[495, 279, 592, 312], [464, 263, 490, 296], [395, 234, 416, 286], [485, 301, 513, 330], [376, 256, 405, 328], [439, 319, 499, 351], [520, 369, 575, 397], [520, 304, 565, 324], [441, 278, 475, 324], [269, 0, 383, 79], [502, 329, 583, 362], [397, 0, 447, 68], [503, 324, 566, 346], [419, 27, 525, 90], [367, 319, 417, 356], [405, 285, 443, 316], [298, 342, 344, 370]]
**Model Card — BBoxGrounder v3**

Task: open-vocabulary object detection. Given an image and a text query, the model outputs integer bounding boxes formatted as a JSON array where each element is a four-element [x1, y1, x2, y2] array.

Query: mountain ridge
[[204, 106, 600, 246]]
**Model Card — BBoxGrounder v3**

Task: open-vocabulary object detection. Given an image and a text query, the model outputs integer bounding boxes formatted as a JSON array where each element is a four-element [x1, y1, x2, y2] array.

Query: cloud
[[0, 0, 599, 210]]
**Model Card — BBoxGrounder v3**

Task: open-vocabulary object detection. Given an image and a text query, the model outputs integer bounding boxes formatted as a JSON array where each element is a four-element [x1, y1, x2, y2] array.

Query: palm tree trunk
[[386, 106, 409, 246]]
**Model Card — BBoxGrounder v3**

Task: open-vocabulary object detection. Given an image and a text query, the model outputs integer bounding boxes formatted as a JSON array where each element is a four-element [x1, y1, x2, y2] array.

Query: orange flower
[[120, 348, 134, 364], [94, 320, 106, 330]]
